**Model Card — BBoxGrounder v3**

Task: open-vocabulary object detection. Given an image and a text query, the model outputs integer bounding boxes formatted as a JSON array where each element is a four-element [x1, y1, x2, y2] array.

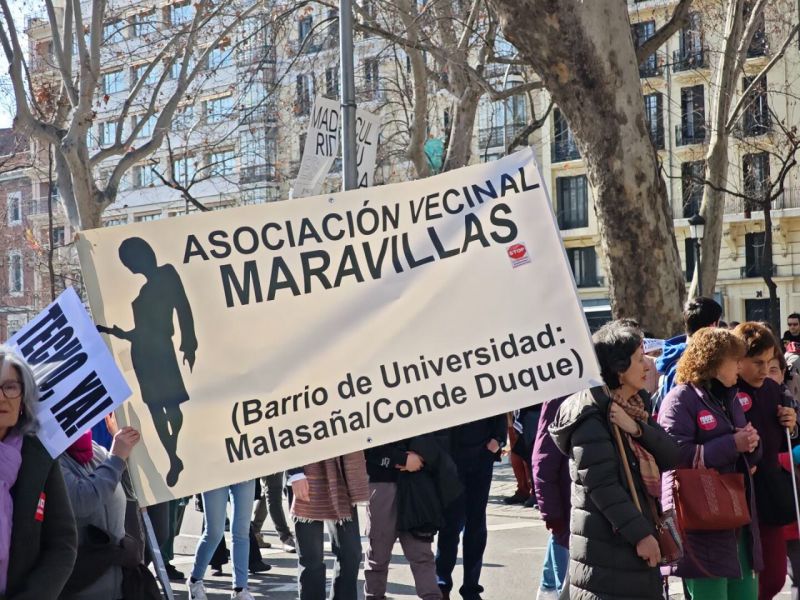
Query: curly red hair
[[676, 328, 746, 386]]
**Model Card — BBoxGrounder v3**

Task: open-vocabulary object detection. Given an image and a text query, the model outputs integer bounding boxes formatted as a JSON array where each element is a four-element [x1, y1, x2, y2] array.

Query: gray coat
[[59, 444, 127, 600], [550, 387, 680, 600]]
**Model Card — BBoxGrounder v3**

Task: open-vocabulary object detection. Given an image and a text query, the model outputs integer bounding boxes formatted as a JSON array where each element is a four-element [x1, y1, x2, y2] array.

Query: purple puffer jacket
[[532, 397, 570, 548], [657, 382, 763, 579]]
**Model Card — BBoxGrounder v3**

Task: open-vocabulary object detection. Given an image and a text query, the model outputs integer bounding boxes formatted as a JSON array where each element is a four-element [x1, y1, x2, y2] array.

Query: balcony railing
[[675, 124, 706, 147], [240, 164, 276, 184], [239, 105, 277, 125], [672, 48, 706, 72], [741, 264, 777, 278], [478, 122, 530, 149], [639, 59, 662, 79], [724, 188, 800, 214], [747, 31, 769, 58], [551, 138, 581, 163]]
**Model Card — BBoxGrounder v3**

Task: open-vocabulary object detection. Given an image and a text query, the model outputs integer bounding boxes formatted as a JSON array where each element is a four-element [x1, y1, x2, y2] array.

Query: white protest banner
[[292, 96, 340, 198], [77, 148, 602, 506], [355, 107, 380, 188], [7, 287, 132, 457]]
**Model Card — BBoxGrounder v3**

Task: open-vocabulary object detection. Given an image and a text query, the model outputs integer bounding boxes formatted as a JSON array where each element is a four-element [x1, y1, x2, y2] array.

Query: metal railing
[[672, 48, 706, 72], [675, 124, 707, 146], [551, 138, 581, 163], [741, 264, 777, 279], [724, 188, 800, 214], [478, 123, 530, 149]]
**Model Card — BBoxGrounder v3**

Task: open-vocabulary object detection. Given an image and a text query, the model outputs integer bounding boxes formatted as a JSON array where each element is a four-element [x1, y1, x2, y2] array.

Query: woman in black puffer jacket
[[549, 320, 680, 599]]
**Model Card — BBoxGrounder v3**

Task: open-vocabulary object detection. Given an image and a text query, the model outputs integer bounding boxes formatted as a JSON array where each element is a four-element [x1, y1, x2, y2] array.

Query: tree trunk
[[442, 89, 481, 172], [763, 201, 780, 335], [490, 0, 685, 337]]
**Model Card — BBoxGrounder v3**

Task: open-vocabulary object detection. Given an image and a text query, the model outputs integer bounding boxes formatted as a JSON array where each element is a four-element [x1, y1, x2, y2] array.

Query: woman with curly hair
[[657, 328, 761, 599]]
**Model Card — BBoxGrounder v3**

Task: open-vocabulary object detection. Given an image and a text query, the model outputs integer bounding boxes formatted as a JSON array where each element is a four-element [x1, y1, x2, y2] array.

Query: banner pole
[[142, 508, 175, 600], [339, 0, 358, 191]]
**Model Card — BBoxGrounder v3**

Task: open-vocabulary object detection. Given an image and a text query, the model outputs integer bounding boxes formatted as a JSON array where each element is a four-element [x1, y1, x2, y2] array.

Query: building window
[[134, 164, 158, 188], [6, 192, 22, 225], [103, 20, 125, 44], [552, 108, 580, 162], [174, 105, 194, 129], [556, 175, 589, 230], [364, 58, 380, 98], [103, 217, 128, 227], [674, 13, 704, 71], [207, 150, 236, 177], [684, 238, 697, 282], [238, 16, 271, 64], [745, 298, 778, 322], [169, 1, 193, 26], [132, 10, 157, 37], [298, 15, 313, 47], [134, 213, 162, 222], [632, 21, 658, 77], [742, 76, 770, 136], [205, 95, 234, 123], [643, 92, 664, 149], [6, 315, 26, 337], [207, 45, 233, 71], [743, 152, 770, 205], [98, 121, 117, 147], [240, 130, 277, 183], [745, 2, 768, 57], [679, 84, 705, 145], [295, 74, 313, 116], [132, 63, 160, 87], [52, 226, 65, 247], [102, 69, 126, 95], [173, 155, 196, 186], [681, 160, 705, 217], [133, 114, 157, 138], [8, 252, 22, 294], [567, 247, 598, 288], [325, 67, 339, 99], [744, 232, 766, 278]]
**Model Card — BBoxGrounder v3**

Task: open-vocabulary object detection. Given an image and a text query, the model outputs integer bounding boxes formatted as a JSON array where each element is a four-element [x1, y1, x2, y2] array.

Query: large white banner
[[7, 287, 132, 457], [77, 149, 601, 505]]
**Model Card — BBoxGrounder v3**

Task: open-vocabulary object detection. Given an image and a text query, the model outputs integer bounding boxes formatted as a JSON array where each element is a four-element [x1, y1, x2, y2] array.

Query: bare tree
[[0, 0, 301, 230]]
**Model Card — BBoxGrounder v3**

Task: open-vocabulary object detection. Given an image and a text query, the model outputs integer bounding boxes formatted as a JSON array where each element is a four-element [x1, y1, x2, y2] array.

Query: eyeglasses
[[0, 381, 23, 400]]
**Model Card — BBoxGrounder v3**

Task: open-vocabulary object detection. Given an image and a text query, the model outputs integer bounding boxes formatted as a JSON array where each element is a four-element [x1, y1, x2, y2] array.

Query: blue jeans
[[436, 453, 494, 600], [191, 479, 256, 589], [539, 535, 568, 592]]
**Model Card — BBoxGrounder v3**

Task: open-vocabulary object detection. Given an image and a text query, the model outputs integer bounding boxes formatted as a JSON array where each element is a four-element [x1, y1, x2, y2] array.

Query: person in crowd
[[643, 338, 664, 396], [251, 472, 296, 552], [289, 453, 369, 600], [160, 498, 188, 581], [730, 321, 742, 330], [59, 427, 141, 600], [187, 479, 259, 600], [364, 433, 460, 600], [505, 406, 541, 508], [0, 346, 77, 599], [657, 328, 762, 599], [436, 414, 506, 600], [655, 297, 723, 412], [549, 320, 680, 599], [734, 323, 798, 600], [784, 314, 800, 349], [532, 396, 570, 600]]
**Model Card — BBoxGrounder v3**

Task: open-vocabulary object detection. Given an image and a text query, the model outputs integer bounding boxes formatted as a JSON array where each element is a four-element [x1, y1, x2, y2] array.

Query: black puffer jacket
[[549, 387, 680, 600]]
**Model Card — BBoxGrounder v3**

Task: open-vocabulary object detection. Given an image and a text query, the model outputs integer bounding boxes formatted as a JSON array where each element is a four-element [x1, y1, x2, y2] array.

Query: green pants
[[684, 534, 758, 600]]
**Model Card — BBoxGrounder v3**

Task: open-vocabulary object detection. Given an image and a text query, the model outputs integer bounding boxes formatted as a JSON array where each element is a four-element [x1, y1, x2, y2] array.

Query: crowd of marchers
[[2, 299, 800, 600]]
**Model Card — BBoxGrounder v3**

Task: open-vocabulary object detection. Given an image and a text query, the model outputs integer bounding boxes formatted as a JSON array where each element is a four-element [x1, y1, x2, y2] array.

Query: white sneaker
[[187, 579, 207, 600], [536, 589, 559, 600], [231, 590, 255, 600]]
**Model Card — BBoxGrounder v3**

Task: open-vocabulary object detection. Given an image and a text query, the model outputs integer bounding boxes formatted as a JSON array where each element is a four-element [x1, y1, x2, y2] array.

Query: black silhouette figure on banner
[[97, 237, 197, 488]]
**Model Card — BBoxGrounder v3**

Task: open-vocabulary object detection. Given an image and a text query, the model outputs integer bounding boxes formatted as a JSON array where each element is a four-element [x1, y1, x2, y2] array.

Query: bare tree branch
[[636, 0, 693, 64]]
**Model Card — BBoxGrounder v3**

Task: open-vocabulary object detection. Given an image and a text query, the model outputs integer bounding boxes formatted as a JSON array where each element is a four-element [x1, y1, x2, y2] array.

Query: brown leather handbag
[[673, 447, 751, 532]]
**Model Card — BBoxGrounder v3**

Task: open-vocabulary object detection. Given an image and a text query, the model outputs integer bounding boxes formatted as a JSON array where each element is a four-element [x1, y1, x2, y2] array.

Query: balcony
[[551, 138, 581, 163], [239, 105, 277, 125], [675, 124, 706, 147], [724, 188, 800, 215], [478, 122, 530, 149], [237, 46, 276, 67], [741, 264, 777, 278], [639, 58, 662, 79], [240, 164, 276, 184], [672, 48, 706, 72], [747, 31, 769, 58]]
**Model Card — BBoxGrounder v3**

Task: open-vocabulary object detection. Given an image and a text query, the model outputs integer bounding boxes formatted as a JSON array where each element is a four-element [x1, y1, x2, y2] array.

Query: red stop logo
[[508, 244, 527, 260]]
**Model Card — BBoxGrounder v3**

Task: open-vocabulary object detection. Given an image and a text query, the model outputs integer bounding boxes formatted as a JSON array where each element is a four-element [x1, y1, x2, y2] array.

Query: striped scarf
[[612, 392, 662, 499], [291, 451, 369, 523]]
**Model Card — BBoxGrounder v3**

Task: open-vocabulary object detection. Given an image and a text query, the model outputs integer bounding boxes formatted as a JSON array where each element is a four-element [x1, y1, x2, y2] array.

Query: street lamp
[[688, 213, 706, 297]]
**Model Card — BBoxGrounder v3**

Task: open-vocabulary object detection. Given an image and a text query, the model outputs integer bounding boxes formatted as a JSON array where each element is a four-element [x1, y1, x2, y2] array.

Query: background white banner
[[7, 287, 132, 457], [78, 149, 601, 505]]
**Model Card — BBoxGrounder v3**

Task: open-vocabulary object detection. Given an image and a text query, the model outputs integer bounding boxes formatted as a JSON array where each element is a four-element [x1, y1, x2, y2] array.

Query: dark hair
[[729, 321, 741, 330], [592, 320, 644, 390], [734, 322, 779, 358], [789, 313, 800, 323], [719, 321, 728, 329], [684, 297, 723, 335]]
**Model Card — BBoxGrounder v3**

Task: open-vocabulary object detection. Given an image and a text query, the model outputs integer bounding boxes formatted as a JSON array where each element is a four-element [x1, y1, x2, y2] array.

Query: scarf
[[291, 451, 369, 523], [0, 432, 23, 595], [67, 431, 94, 465], [612, 391, 662, 499]]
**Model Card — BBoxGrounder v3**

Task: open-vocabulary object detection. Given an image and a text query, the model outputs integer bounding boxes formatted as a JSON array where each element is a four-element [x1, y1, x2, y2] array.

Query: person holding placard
[[0, 346, 77, 599]]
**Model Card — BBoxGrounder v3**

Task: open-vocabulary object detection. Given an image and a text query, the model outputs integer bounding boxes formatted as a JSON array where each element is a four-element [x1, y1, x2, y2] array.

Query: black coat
[[550, 388, 680, 600]]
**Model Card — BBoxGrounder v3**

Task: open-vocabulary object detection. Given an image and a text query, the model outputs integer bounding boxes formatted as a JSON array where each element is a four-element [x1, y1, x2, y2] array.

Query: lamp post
[[688, 213, 706, 297]]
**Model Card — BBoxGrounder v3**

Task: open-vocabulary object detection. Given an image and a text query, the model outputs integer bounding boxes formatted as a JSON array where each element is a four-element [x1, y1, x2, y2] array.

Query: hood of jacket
[[549, 387, 610, 455], [656, 334, 687, 375]]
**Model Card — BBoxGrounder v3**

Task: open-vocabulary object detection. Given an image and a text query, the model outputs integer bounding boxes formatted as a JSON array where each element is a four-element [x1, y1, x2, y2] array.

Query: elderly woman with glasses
[[0, 345, 77, 599]]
